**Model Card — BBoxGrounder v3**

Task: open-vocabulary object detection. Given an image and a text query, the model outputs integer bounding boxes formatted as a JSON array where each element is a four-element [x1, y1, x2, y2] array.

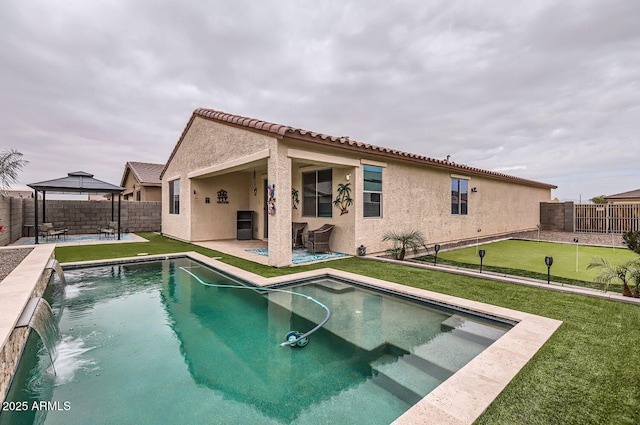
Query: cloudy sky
[[1, 0, 638, 201]]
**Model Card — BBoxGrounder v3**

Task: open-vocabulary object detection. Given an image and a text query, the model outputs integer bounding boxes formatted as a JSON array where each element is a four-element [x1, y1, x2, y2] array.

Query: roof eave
[[283, 132, 557, 190]]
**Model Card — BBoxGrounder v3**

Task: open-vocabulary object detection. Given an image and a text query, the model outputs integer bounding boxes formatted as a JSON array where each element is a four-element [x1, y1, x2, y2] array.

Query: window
[[302, 169, 332, 217], [363, 165, 382, 217], [135, 190, 141, 201], [451, 178, 468, 215], [169, 179, 180, 214]]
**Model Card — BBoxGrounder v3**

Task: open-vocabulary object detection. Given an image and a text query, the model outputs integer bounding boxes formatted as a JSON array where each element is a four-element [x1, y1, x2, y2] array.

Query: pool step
[[371, 354, 452, 405], [369, 331, 489, 405], [371, 369, 424, 406], [441, 314, 508, 346], [293, 379, 411, 424], [298, 330, 499, 416], [412, 332, 488, 373], [313, 279, 355, 294]]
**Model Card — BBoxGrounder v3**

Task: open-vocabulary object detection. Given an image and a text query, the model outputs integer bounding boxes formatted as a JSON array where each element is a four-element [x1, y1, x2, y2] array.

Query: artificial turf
[[55, 233, 640, 424], [418, 239, 638, 284]]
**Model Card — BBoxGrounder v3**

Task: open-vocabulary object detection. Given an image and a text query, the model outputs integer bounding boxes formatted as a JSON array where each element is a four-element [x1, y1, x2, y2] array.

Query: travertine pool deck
[[63, 251, 563, 424], [0, 245, 55, 351]]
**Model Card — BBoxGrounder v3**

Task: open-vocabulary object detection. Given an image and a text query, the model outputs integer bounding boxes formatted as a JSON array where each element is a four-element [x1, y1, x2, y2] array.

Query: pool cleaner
[[179, 267, 330, 348]]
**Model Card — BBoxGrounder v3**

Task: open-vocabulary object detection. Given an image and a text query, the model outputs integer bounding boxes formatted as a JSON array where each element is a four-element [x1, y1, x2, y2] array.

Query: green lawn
[[55, 234, 640, 424], [418, 239, 638, 287]]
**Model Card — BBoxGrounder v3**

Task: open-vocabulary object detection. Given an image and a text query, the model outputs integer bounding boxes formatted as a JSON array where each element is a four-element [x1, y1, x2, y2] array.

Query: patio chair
[[99, 221, 118, 238], [305, 224, 335, 254], [38, 222, 68, 241], [292, 222, 307, 248]]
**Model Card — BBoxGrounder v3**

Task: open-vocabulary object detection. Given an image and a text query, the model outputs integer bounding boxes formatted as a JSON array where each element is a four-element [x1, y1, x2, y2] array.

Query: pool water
[[1, 258, 511, 425]]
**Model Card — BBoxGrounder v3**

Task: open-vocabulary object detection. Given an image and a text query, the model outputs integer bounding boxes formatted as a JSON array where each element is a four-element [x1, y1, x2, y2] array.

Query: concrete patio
[[192, 239, 350, 266]]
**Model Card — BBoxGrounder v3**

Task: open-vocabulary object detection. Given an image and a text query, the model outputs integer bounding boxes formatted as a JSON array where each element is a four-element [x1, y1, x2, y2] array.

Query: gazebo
[[27, 171, 126, 244]]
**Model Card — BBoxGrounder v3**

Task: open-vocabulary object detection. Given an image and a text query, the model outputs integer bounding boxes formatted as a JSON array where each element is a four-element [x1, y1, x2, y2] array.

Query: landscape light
[[545, 256, 553, 284], [433, 244, 441, 265], [478, 249, 486, 273]]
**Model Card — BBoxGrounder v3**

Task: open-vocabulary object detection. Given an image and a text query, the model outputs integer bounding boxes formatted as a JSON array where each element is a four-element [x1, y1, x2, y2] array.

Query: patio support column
[[267, 144, 292, 267], [111, 194, 115, 221]]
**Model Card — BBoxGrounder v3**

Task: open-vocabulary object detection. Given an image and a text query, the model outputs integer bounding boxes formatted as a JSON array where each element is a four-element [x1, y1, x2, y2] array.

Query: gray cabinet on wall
[[237, 211, 253, 240]]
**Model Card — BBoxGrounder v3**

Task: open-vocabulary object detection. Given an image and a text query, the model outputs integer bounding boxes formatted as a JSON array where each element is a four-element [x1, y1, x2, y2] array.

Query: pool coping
[[0, 245, 56, 350], [62, 252, 563, 425]]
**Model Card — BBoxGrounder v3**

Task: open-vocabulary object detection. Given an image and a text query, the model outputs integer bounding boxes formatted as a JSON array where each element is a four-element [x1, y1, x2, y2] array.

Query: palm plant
[[382, 229, 427, 261], [586, 257, 633, 296], [0, 148, 28, 195], [629, 262, 640, 298], [333, 183, 353, 215]]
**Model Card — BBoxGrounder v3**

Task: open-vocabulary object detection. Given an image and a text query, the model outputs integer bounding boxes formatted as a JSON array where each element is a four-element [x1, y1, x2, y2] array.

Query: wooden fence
[[575, 203, 640, 233]]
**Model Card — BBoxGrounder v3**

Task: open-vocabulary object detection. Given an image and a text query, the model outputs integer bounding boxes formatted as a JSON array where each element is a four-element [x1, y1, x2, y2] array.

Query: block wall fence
[[540, 201, 574, 232], [0, 198, 161, 246]]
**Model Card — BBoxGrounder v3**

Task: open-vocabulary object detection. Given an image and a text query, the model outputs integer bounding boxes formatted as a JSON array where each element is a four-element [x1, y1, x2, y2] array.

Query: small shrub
[[623, 230, 640, 255]]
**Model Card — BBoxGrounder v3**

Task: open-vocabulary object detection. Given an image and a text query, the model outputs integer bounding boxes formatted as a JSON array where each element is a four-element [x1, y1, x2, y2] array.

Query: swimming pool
[[0, 257, 513, 424]]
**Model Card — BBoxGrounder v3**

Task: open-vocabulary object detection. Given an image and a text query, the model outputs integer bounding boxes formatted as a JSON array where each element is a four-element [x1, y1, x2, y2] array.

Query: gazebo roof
[[28, 171, 125, 193]]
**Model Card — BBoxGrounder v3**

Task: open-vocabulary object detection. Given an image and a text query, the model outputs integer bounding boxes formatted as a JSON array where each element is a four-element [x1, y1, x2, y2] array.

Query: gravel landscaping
[[0, 248, 33, 282]]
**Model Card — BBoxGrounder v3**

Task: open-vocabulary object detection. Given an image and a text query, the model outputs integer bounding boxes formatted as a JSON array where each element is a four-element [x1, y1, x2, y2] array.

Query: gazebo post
[[34, 190, 39, 244], [111, 194, 114, 221], [42, 190, 46, 223], [117, 193, 122, 240]]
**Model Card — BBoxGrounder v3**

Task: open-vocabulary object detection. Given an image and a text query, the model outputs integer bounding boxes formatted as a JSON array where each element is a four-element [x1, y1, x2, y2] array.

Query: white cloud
[[0, 0, 638, 201]]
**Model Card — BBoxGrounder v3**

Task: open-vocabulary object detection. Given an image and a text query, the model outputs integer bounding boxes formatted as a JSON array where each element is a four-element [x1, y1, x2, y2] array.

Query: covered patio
[[184, 148, 356, 267], [192, 239, 349, 266]]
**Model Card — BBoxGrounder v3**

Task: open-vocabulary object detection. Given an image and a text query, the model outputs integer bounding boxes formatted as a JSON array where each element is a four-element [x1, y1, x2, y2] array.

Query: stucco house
[[604, 188, 640, 204], [120, 161, 164, 201], [160, 108, 556, 267]]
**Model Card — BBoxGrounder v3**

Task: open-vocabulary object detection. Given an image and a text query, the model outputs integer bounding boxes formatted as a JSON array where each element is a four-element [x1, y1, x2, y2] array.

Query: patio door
[[263, 179, 269, 238]]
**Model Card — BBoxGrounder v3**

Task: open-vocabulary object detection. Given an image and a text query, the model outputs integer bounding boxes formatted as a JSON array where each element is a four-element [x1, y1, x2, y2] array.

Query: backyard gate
[[574, 203, 640, 233]]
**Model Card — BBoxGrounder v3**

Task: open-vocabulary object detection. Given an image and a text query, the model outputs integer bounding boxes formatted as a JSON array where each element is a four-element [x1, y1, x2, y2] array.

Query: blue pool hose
[[179, 267, 331, 347]]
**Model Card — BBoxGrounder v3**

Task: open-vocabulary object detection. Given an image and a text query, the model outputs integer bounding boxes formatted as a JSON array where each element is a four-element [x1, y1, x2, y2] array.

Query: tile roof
[[605, 188, 640, 200], [162, 108, 557, 189], [125, 162, 164, 185]]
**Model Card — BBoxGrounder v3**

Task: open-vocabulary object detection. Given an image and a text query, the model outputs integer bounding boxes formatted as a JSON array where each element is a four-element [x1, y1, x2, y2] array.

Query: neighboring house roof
[[161, 108, 557, 189], [605, 188, 640, 201], [28, 171, 125, 193], [121, 162, 164, 187], [1, 190, 35, 198]]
